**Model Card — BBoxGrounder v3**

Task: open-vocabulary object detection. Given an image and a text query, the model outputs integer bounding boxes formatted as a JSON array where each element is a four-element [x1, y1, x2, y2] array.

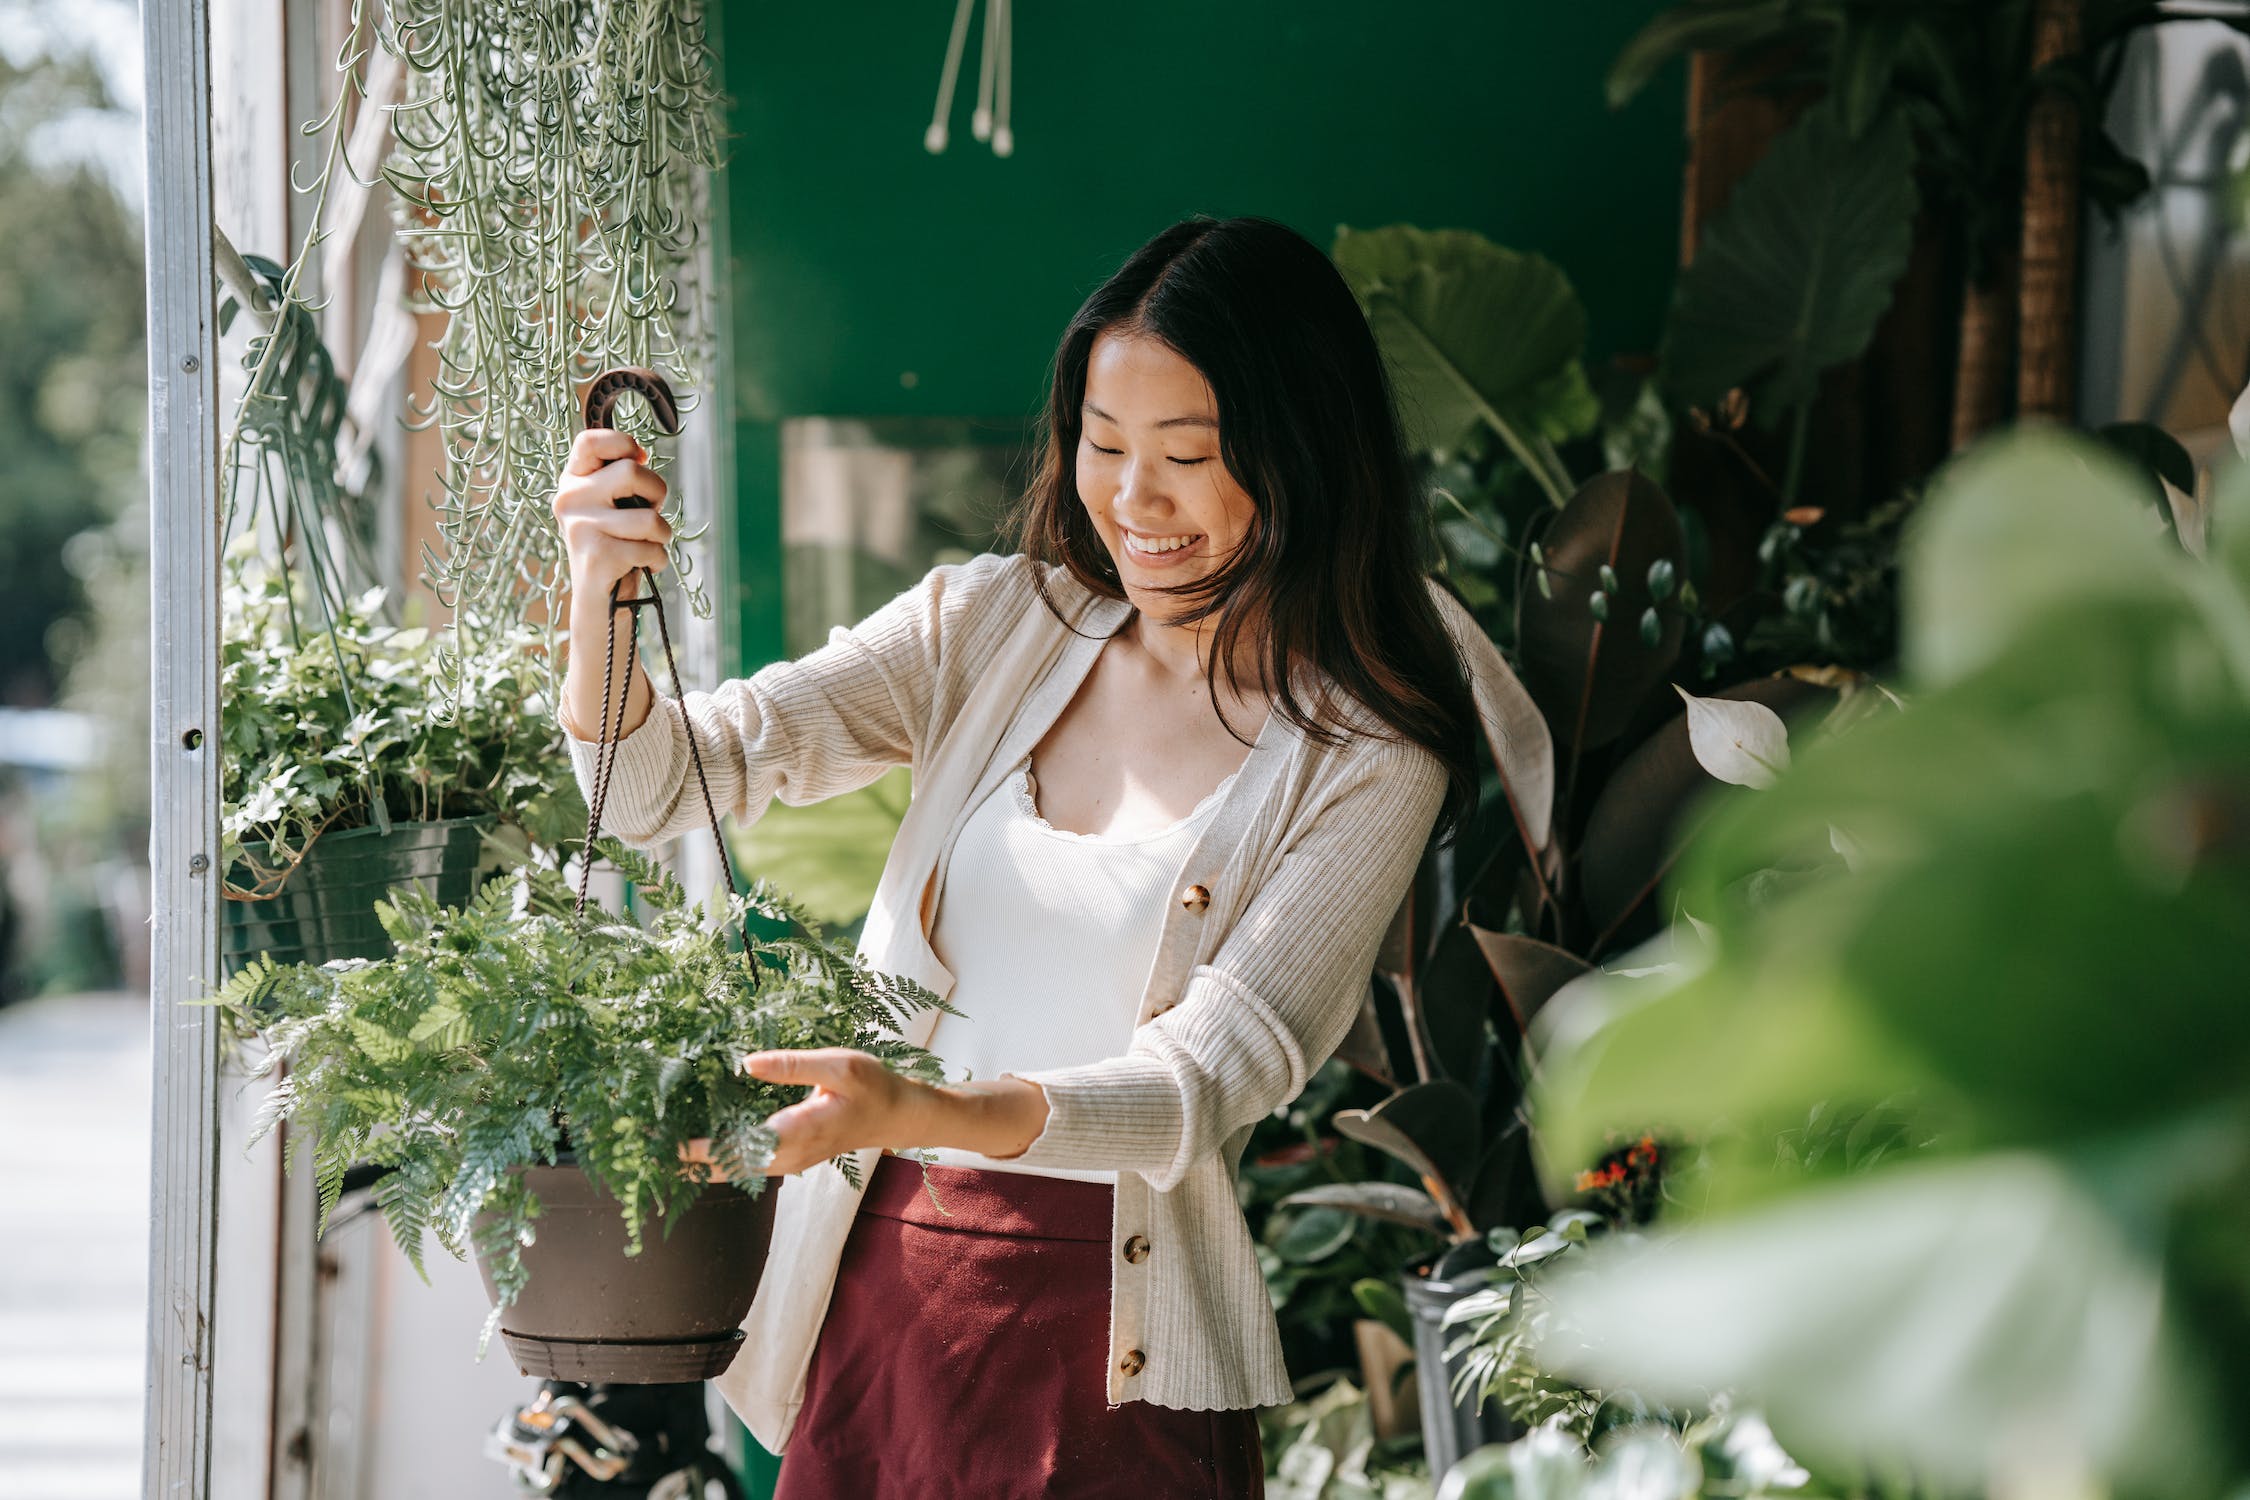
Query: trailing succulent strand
[[382, 0, 724, 693], [204, 844, 959, 1347]]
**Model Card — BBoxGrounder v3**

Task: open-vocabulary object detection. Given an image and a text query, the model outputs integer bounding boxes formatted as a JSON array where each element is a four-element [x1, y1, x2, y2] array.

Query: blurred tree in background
[[0, 43, 143, 707], [0, 2, 145, 999]]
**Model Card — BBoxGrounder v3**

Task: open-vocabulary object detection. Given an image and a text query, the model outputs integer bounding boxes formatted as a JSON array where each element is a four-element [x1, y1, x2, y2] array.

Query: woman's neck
[[1124, 604, 1271, 711]]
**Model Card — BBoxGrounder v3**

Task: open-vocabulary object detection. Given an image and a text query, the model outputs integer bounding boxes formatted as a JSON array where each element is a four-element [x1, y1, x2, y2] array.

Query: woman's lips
[[1121, 528, 1205, 568]]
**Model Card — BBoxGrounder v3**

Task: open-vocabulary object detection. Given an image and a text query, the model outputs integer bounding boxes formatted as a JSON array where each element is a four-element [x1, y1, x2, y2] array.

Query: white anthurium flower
[[1676, 685, 1791, 789]]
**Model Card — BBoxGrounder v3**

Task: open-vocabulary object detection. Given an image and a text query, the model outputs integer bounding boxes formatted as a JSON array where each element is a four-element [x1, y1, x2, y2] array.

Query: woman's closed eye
[[1085, 440, 1211, 466]]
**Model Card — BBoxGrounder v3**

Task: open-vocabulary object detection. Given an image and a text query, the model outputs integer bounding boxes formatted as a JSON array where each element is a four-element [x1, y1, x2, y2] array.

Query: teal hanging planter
[[223, 814, 497, 974]]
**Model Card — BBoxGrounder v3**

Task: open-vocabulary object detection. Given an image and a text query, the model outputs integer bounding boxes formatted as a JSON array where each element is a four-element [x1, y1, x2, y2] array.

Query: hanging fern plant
[[207, 844, 959, 1338], [382, 0, 724, 674]]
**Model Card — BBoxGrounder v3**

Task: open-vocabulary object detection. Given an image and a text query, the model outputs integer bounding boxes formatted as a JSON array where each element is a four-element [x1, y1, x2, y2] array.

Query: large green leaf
[[1536, 1153, 2226, 1494], [1466, 928, 1591, 1039], [1661, 103, 1919, 421], [1333, 224, 1599, 459], [1333, 1079, 1484, 1206], [1901, 430, 2187, 688], [1529, 916, 1927, 1191], [1546, 618, 2250, 1173], [1277, 1182, 1447, 1234], [1525, 433, 2250, 1496]]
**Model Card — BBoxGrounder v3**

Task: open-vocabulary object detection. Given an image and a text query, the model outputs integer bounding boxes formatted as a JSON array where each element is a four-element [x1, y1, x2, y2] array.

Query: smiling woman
[[553, 215, 1496, 1497]]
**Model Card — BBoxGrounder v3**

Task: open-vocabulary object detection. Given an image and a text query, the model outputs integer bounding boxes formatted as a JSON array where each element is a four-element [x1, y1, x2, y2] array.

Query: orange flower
[[1573, 1162, 1627, 1193]]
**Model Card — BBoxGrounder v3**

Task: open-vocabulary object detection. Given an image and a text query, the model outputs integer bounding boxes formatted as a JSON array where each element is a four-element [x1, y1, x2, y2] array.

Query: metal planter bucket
[[476, 1165, 779, 1384], [1402, 1240, 1520, 1480], [222, 814, 497, 973]]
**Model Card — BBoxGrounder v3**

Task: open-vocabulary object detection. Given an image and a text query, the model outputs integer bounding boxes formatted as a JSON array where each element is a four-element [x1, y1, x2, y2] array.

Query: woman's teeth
[[1125, 531, 1201, 556]]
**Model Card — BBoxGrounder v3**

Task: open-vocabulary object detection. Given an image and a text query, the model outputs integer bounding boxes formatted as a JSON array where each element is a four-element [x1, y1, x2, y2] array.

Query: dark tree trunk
[[1953, 247, 2018, 449], [2017, 0, 2084, 421]]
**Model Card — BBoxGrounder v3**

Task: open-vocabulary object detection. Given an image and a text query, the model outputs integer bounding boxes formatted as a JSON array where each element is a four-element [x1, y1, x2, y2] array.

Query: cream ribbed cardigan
[[912, 754, 1225, 1183], [566, 551, 1450, 1452]]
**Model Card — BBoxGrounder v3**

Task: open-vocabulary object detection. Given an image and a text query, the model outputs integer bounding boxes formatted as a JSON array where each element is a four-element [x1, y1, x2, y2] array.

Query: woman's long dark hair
[[1006, 215, 1478, 836]]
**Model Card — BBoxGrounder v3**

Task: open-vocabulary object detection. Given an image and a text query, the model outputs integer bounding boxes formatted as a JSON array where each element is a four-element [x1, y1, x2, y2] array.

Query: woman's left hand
[[725, 1047, 937, 1178]]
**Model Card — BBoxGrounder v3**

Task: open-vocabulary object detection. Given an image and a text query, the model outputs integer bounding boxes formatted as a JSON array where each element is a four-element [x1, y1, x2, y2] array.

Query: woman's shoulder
[[1275, 678, 1448, 798], [896, 551, 1117, 638]]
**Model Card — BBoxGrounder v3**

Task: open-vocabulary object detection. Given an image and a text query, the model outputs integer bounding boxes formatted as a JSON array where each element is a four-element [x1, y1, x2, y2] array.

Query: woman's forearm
[[561, 582, 656, 744], [914, 1076, 1051, 1160]]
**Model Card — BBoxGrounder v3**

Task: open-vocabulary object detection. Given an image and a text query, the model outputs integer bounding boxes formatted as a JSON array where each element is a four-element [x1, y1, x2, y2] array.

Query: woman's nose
[[1114, 454, 1174, 512]]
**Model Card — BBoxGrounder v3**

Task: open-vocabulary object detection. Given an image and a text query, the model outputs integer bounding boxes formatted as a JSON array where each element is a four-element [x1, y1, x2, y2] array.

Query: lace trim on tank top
[[1010, 754, 1237, 846]]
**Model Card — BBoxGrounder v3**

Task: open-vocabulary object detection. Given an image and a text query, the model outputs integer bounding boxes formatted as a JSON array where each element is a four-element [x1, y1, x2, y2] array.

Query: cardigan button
[[1179, 883, 1210, 914], [1119, 1348, 1146, 1377], [1122, 1234, 1150, 1264]]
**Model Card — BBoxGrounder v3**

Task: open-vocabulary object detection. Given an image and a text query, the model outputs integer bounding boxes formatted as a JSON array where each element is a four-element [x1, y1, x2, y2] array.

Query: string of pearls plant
[[382, 0, 725, 685]]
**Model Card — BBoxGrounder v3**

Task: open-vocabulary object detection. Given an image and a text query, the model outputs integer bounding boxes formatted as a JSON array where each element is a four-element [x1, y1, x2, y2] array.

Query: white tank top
[[908, 752, 1236, 1183]]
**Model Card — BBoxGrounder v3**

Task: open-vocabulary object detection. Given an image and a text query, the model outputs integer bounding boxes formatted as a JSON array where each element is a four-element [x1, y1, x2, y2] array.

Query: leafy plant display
[[1304, 457, 1870, 1251], [1437, 1414, 1811, 1500], [1438, 1210, 1617, 1440], [1525, 432, 2250, 1496], [221, 551, 586, 896], [1262, 1374, 1435, 1500], [1610, 0, 2219, 450], [1244, 1062, 1446, 1374], [1321, 218, 1921, 1271], [206, 843, 956, 1336], [383, 0, 724, 668]]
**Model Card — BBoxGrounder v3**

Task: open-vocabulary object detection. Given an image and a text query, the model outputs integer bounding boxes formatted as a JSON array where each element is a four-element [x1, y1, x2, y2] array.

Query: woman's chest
[[1026, 648, 1270, 840]]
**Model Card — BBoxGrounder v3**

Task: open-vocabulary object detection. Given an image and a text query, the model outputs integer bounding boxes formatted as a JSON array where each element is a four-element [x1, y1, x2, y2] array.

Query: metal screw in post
[[180, 354, 199, 373], [188, 853, 209, 875]]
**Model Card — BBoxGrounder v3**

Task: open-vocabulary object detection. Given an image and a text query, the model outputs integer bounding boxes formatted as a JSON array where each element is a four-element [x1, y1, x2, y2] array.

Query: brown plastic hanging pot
[[472, 366, 774, 1385], [475, 1164, 778, 1382]]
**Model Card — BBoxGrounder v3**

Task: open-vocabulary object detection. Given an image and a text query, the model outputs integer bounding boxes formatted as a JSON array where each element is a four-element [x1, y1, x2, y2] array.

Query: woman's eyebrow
[[1082, 400, 1217, 431]]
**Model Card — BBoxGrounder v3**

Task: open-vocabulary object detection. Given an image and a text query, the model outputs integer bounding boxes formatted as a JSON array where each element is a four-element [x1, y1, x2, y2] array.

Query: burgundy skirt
[[773, 1152, 1266, 1499]]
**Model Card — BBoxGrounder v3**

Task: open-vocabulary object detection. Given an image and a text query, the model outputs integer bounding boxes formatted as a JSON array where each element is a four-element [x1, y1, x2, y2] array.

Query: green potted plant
[[220, 548, 586, 972], [1516, 432, 2250, 1498], [208, 839, 955, 1383]]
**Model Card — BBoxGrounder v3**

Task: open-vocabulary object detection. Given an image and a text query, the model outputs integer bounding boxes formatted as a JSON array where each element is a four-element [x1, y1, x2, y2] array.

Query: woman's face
[[1075, 328, 1259, 615]]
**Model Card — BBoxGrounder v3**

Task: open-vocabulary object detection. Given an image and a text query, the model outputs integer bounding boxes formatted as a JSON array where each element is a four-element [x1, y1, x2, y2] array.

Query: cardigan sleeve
[[997, 733, 1448, 1192], [565, 551, 1030, 849]]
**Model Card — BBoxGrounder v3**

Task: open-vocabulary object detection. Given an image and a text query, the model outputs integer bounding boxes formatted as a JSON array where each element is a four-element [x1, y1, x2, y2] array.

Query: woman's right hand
[[554, 428, 674, 603], [554, 429, 674, 743]]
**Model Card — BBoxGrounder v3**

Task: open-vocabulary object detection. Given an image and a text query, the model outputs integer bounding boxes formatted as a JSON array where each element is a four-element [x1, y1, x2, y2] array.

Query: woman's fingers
[[557, 460, 671, 520], [758, 1097, 844, 1177], [553, 444, 671, 603], [745, 1051, 887, 1177], [567, 427, 644, 476], [742, 1048, 865, 1087]]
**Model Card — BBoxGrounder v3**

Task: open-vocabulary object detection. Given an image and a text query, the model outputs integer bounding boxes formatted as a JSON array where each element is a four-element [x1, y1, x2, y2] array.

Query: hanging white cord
[[992, 0, 1013, 157], [973, 0, 998, 142], [926, 0, 977, 153]]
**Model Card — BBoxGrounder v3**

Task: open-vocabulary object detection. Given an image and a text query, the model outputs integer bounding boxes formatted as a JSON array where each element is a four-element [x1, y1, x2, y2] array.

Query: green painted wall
[[714, 2, 1686, 674]]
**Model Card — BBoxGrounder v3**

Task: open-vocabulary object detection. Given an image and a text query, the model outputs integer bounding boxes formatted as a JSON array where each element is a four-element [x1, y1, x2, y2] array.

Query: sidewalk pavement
[[0, 992, 149, 1500]]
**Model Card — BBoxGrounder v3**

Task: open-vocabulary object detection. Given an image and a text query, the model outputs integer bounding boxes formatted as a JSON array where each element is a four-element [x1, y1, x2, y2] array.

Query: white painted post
[[141, 2, 224, 1500], [673, 153, 735, 911]]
